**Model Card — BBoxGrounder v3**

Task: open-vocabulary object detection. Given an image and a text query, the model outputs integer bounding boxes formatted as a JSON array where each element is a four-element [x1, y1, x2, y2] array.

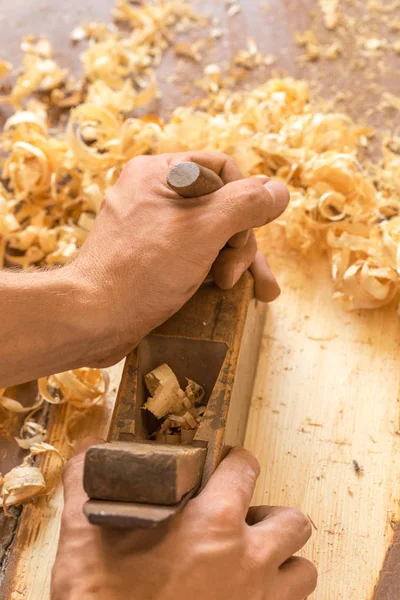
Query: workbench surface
[[1, 1, 400, 599]]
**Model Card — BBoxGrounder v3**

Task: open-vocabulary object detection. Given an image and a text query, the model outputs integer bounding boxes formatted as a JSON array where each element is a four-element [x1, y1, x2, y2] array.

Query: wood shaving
[[0, 60, 12, 78], [382, 92, 400, 111], [1, 368, 108, 450], [1, 28, 399, 312], [227, 5, 241, 18], [296, 31, 342, 63], [0, 391, 43, 414], [174, 40, 204, 62], [295, 31, 322, 62], [0, 442, 64, 512], [319, 0, 340, 30], [144, 364, 204, 444], [15, 421, 47, 450], [38, 368, 109, 409], [234, 38, 276, 70], [0, 369, 106, 513]]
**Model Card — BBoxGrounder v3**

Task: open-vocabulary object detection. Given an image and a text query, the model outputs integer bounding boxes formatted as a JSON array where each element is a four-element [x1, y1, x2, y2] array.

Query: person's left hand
[[51, 439, 317, 600]]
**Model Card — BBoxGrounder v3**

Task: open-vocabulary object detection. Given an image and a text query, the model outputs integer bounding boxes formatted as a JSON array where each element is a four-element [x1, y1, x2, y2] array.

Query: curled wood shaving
[[0, 390, 43, 414], [2, 369, 108, 455], [0, 442, 64, 512], [38, 368, 109, 409], [15, 421, 47, 450], [0, 37, 67, 108], [144, 364, 204, 444]]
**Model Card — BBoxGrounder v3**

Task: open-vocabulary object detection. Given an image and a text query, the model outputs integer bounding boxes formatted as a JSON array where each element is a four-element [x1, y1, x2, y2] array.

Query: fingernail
[[254, 175, 270, 182], [264, 180, 290, 217]]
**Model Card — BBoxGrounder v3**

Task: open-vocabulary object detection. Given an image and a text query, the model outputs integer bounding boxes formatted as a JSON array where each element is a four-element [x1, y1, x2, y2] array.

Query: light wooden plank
[[246, 228, 400, 599]]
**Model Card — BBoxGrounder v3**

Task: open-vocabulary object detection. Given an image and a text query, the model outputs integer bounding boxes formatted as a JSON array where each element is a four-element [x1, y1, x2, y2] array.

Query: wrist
[[61, 263, 120, 366], [56, 264, 107, 364], [70, 256, 142, 365]]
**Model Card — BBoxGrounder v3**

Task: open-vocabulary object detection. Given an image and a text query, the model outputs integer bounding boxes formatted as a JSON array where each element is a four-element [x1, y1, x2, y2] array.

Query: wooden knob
[[167, 161, 224, 198]]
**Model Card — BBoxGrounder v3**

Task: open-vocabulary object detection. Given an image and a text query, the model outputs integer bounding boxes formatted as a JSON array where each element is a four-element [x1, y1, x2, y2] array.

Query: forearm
[[0, 267, 106, 387], [0, 152, 289, 388]]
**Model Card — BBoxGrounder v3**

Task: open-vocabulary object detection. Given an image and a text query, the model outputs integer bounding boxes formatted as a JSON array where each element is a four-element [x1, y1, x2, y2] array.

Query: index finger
[[193, 448, 260, 521]]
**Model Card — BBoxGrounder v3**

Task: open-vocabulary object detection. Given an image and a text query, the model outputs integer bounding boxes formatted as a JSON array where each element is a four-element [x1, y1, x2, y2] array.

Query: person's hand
[[73, 152, 289, 367], [51, 439, 317, 600]]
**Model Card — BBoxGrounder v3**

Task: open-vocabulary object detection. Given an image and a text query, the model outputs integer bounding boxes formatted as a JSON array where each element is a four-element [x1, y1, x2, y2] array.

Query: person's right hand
[[52, 442, 317, 600], [73, 151, 289, 368]]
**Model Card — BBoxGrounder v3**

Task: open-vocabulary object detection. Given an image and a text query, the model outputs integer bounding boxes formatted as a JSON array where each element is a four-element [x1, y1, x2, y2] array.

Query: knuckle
[[245, 538, 271, 570], [238, 178, 263, 201], [286, 508, 313, 536], [122, 154, 155, 179], [234, 181, 268, 220], [210, 498, 237, 524], [218, 151, 236, 166]]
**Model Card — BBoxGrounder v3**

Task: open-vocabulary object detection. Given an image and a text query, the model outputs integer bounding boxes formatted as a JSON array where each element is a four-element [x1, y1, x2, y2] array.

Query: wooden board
[[248, 227, 400, 600], [1, 0, 400, 598]]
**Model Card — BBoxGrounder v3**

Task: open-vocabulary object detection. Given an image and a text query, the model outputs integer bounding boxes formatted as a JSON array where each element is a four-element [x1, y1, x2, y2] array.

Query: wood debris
[[15, 421, 47, 450], [234, 38, 276, 70], [227, 5, 241, 18], [0, 368, 108, 514], [0, 0, 397, 312], [319, 0, 340, 30], [0, 60, 12, 78], [1, 367, 108, 452], [144, 364, 204, 445], [296, 30, 321, 62], [0, 443, 64, 513], [382, 92, 400, 111], [296, 30, 342, 62], [174, 40, 204, 62], [353, 459, 365, 476]]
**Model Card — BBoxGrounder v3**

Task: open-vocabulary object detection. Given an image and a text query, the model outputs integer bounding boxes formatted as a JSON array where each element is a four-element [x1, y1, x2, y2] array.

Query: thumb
[[195, 448, 260, 520], [62, 436, 105, 521]]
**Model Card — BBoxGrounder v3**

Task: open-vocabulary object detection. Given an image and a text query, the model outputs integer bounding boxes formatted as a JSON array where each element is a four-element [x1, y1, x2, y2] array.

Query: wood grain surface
[[0, 0, 400, 599], [249, 227, 400, 600]]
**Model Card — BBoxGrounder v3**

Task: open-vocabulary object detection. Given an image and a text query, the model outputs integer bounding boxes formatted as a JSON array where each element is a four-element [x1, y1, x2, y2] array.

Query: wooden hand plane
[[83, 162, 267, 528]]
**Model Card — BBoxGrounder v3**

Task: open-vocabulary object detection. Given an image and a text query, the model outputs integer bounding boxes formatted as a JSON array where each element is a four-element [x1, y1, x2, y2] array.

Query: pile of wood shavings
[[144, 364, 204, 445], [0, 369, 108, 511], [0, 0, 397, 310]]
